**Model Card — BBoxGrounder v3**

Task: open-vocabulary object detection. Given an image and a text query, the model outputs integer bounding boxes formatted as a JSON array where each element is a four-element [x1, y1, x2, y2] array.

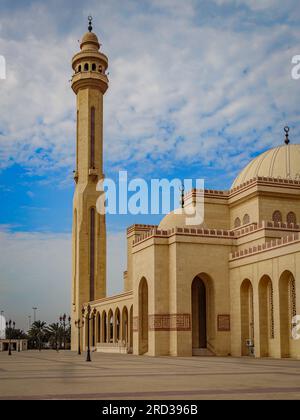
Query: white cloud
[[0, 0, 299, 183]]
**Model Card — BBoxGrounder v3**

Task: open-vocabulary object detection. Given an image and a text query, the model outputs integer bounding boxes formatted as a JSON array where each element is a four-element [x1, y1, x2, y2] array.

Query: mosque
[[71, 20, 300, 359]]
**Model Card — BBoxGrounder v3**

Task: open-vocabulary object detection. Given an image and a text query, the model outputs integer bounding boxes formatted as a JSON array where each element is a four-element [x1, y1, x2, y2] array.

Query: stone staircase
[[96, 342, 131, 354]]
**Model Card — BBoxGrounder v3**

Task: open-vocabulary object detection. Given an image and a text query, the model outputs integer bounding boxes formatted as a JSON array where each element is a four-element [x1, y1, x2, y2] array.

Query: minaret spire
[[284, 126, 290, 145]]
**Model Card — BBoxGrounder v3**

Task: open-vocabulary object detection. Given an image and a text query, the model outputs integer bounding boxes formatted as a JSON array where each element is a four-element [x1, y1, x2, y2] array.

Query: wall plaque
[[218, 314, 230, 331]]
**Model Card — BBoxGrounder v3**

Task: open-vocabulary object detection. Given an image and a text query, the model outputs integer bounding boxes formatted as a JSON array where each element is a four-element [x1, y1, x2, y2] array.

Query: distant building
[[0, 314, 5, 340], [0, 340, 28, 352]]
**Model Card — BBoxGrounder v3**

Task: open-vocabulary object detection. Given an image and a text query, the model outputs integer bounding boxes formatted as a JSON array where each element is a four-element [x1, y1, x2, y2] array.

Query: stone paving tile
[[0, 351, 299, 400]]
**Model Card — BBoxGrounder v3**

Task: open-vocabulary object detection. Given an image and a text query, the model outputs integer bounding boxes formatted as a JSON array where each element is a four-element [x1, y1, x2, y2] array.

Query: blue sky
[[0, 0, 300, 330]]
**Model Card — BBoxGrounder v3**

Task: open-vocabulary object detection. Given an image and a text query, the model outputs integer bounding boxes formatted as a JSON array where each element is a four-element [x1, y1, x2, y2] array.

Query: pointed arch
[[101, 311, 107, 343], [129, 305, 133, 351], [108, 309, 114, 343], [234, 217, 241, 228], [258, 275, 274, 357], [240, 279, 254, 356], [138, 278, 149, 355], [96, 312, 101, 343], [115, 307, 121, 343], [279, 270, 296, 357], [191, 273, 215, 353], [122, 306, 129, 346]]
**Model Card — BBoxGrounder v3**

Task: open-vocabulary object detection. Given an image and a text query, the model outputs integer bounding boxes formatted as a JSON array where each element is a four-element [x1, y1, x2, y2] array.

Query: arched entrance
[[122, 306, 129, 346], [115, 308, 121, 343], [240, 279, 254, 356], [139, 278, 148, 354], [96, 312, 101, 343], [129, 305, 133, 351], [108, 310, 113, 343], [92, 312, 96, 347], [102, 311, 107, 343], [258, 275, 274, 357], [279, 271, 296, 358], [192, 277, 207, 349]]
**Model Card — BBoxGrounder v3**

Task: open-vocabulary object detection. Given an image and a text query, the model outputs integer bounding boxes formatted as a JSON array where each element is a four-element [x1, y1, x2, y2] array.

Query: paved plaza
[[0, 351, 299, 400]]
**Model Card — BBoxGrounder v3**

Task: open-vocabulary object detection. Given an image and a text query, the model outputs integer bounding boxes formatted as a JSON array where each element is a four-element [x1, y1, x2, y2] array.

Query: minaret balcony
[[89, 168, 99, 181], [71, 71, 109, 94]]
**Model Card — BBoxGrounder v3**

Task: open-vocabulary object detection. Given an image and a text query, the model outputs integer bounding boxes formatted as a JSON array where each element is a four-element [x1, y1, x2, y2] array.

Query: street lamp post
[[74, 318, 84, 355], [0, 311, 4, 339], [32, 307, 37, 323], [82, 305, 96, 362], [6, 320, 15, 356], [60, 314, 67, 349]]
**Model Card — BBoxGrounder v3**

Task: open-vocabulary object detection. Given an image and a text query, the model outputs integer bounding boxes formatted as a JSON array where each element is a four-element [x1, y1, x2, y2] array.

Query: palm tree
[[28, 321, 47, 351], [46, 323, 63, 351]]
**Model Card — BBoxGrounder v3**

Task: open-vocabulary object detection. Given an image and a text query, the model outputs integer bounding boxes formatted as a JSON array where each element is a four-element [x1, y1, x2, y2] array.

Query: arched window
[[272, 211, 282, 223], [90, 107, 95, 168], [78, 65, 81, 72], [89, 207, 95, 301], [92, 63, 96, 71], [84, 63, 89, 71], [287, 212, 297, 225], [243, 214, 250, 225], [234, 217, 241, 228]]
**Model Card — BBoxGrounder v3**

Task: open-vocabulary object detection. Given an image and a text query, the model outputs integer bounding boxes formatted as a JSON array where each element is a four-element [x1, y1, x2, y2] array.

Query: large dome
[[232, 144, 300, 188]]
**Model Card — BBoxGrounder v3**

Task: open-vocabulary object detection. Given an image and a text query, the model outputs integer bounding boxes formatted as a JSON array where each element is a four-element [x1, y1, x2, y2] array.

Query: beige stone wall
[[230, 196, 259, 228], [259, 195, 300, 223], [230, 241, 300, 359], [203, 201, 230, 229], [131, 235, 232, 357]]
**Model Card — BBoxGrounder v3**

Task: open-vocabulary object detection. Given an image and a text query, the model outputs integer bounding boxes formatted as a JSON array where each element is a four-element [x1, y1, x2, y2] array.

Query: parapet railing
[[132, 221, 300, 247], [184, 176, 300, 200], [230, 233, 300, 260]]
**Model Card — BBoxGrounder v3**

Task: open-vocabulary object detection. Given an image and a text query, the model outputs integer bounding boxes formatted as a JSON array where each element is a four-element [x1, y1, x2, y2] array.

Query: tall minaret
[[71, 18, 108, 350]]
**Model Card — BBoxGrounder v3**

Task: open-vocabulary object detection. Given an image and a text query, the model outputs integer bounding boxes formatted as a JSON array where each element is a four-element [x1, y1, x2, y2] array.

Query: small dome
[[159, 207, 202, 230], [80, 32, 100, 50], [159, 211, 187, 230], [232, 144, 300, 188]]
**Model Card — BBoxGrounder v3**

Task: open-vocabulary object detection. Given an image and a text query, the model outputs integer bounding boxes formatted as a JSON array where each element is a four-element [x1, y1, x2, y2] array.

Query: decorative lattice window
[[268, 282, 275, 339], [272, 210, 282, 223], [250, 286, 254, 340], [287, 212, 297, 225], [290, 277, 297, 320], [234, 217, 241, 228], [243, 214, 250, 225]]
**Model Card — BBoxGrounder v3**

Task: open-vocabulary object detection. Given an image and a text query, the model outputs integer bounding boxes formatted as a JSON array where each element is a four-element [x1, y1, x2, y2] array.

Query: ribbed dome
[[80, 32, 100, 50], [232, 144, 300, 188]]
